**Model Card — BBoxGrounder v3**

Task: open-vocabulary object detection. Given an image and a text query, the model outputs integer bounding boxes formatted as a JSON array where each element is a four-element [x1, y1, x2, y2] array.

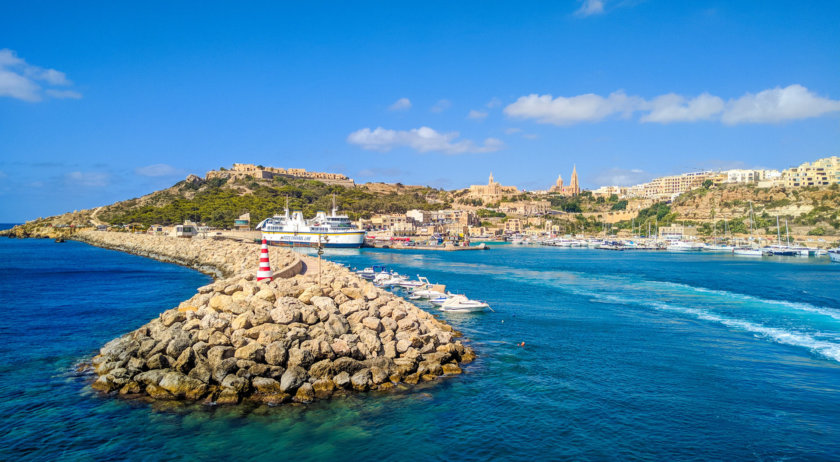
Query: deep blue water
[[2, 239, 840, 461]]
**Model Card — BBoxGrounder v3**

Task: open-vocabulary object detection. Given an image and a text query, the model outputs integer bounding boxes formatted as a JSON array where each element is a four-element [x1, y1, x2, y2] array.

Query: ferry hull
[[262, 231, 365, 248]]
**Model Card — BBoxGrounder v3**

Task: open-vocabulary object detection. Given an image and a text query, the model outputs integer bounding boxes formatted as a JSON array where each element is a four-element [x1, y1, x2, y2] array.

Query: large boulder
[[308, 359, 334, 379], [324, 315, 349, 337], [212, 357, 238, 384], [310, 296, 337, 312], [312, 379, 335, 399], [252, 377, 282, 394], [333, 357, 363, 375], [333, 371, 351, 389], [264, 341, 288, 366], [206, 346, 234, 368], [287, 347, 314, 369], [234, 342, 264, 362], [294, 382, 315, 403], [350, 368, 372, 391], [158, 371, 207, 400], [279, 366, 307, 393]]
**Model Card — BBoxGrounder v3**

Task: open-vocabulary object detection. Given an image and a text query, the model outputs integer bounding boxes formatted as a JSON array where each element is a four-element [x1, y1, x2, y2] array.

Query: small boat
[[829, 249, 840, 263], [357, 265, 389, 279], [375, 273, 409, 287], [598, 240, 625, 251], [440, 294, 490, 313], [398, 275, 429, 289], [429, 293, 453, 306], [702, 244, 734, 253], [765, 245, 799, 257], [734, 247, 769, 257], [666, 241, 705, 251]]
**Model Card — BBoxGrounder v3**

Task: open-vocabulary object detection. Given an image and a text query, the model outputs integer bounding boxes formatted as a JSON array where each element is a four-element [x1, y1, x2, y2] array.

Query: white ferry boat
[[255, 201, 365, 248]]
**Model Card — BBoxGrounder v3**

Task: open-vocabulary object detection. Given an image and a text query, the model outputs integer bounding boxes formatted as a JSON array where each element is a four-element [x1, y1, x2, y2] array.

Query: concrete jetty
[[74, 231, 475, 405]]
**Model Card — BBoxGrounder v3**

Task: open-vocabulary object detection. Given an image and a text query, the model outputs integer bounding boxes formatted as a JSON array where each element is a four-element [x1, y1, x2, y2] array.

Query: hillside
[[3, 169, 838, 243], [97, 176, 448, 228]]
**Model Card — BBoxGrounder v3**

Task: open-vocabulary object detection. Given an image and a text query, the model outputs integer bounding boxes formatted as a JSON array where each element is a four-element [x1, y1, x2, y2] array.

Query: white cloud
[[347, 126, 504, 154], [430, 99, 451, 113], [65, 171, 108, 187], [505, 85, 840, 126], [388, 97, 411, 111], [467, 109, 488, 120], [576, 0, 604, 16], [640, 93, 724, 123], [45, 89, 82, 100], [504, 91, 641, 125], [0, 68, 41, 101], [486, 97, 502, 108], [135, 163, 182, 177], [593, 168, 651, 187], [721, 84, 840, 125], [0, 49, 81, 102], [504, 127, 523, 134]]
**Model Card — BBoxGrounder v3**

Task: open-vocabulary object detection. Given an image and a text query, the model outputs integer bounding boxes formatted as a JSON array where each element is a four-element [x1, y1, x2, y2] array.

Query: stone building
[[549, 166, 580, 196], [781, 156, 840, 188], [467, 173, 520, 202], [504, 219, 523, 234], [498, 200, 550, 216]]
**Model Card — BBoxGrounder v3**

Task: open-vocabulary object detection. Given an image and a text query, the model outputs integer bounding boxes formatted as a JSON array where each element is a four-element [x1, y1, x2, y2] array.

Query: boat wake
[[659, 281, 840, 321], [648, 301, 840, 363], [357, 254, 840, 363]]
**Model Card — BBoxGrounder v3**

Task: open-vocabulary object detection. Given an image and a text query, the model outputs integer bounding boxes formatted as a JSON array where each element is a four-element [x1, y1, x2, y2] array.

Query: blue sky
[[1, 1, 839, 221]]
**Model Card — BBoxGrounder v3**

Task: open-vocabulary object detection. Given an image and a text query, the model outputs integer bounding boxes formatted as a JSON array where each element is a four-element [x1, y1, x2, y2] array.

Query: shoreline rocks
[[78, 231, 475, 405]]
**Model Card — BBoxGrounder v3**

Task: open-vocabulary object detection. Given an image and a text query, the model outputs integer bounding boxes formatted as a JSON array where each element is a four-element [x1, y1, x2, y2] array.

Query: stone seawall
[[76, 231, 475, 405]]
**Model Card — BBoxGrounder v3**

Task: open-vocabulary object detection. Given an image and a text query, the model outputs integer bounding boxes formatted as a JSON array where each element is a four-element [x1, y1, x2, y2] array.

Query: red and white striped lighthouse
[[257, 238, 273, 281]]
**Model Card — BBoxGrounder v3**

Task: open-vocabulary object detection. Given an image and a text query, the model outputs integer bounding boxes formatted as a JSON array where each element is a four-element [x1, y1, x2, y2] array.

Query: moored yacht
[[666, 240, 705, 251], [734, 247, 769, 257], [439, 294, 490, 313]]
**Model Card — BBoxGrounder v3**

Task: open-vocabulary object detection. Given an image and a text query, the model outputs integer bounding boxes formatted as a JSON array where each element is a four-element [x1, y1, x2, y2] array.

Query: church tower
[[569, 165, 579, 195], [556, 174, 564, 188], [489, 172, 495, 185]]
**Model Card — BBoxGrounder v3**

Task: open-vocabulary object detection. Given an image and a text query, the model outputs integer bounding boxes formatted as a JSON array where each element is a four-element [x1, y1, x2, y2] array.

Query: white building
[[723, 169, 781, 184]]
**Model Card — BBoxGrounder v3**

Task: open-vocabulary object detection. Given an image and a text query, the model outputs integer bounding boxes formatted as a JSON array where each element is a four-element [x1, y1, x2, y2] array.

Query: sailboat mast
[[786, 219, 790, 246], [777, 215, 781, 246]]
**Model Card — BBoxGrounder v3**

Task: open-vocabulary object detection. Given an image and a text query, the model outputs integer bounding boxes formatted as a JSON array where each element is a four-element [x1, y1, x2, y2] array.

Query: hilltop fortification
[[206, 163, 356, 188]]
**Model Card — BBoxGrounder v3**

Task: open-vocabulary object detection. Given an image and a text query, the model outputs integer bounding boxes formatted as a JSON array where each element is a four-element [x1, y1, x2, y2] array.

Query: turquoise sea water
[[1, 234, 840, 460]]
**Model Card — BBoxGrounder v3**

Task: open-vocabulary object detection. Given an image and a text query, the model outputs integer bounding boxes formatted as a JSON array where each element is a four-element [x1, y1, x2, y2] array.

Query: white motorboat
[[375, 273, 409, 287], [666, 241, 705, 251], [702, 244, 734, 253], [429, 293, 453, 306], [829, 249, 840, 263], [357, 265, 389, 280], [439, 295, 490, 313], [734, 247, 768, 257], [398, 275, 428, 289]]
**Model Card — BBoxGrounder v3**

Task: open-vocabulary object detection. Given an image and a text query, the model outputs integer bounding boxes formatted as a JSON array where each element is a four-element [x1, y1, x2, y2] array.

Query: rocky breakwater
[[81, 232, 475, 405], [73, 230, 300, 279]]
